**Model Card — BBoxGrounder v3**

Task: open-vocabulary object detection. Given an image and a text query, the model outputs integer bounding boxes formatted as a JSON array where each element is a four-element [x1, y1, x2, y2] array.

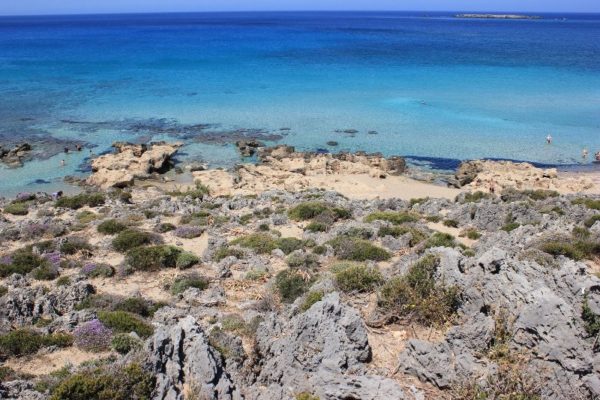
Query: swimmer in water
[[546, 134, 553, 144]]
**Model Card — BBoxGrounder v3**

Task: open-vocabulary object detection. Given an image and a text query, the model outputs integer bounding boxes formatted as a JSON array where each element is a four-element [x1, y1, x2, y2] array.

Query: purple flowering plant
[[73, 319, 113, 352]]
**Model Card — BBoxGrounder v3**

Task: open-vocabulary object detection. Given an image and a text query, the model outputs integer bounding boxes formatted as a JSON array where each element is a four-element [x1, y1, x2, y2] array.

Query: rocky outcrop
[[0, 143, 32, 168], [146, 316, 241, 400], [87, 141, 182, 189], [235, 140, 264, 157], [399, 246, 600, 399], [450, 159, 594, 193], [250, 293, 409, 399], [0, 276, 94, 331], [193, 146, 407, 196]]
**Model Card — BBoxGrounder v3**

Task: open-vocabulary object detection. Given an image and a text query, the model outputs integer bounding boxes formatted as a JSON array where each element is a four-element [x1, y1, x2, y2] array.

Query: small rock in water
[[326, 141, 339, 146]]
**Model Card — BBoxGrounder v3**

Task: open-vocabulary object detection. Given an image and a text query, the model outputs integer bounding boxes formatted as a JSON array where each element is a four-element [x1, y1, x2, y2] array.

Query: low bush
[[97, 311, 153, 338], [340, 227, 374, 240], [126, 245, 182, 271], [3, 202, 29, 215], [170, 274, 209, 295], [501, 188, 559, 202], [275, 269, 312, 303], [230, 233, 277, 254], [176, 252, 200, 269], [378, 254, 460, 326], [113, 297, 152, 317], [327, 236, 391, 261], [0, 285, 7, 297], [572, 197, 600, 210], [50, 362, 154, 400], [460, 228, 482, 240], [312, 245, 327, 255], [332, 262, 383, 293], [364, 211, 418, 225], [73, 319, 113, 352], [168, 181, 210, 200], [0, 247, 50, 278], [423, 232, 457, 250], [538, 233, 600, 261], [501, 222, 521, 232], [582, 297, 600, 337], [81, 263, 114, 278], [305, 221, 327, 232], [461, 191, 491, 203], [275, 237, 308, 254], [112, 229, 157, 252], [155, 222, 176, 233], [584, 215, 600, 228], [0, 329, 73, 358], [286, 252, 320, 271], [97, 219, 127, 235], [378, 225, 427, 246], [300, 290, 324, 312], [296, 393, 320, 400], [111, 333, 142, 355], [213, 246, 246, 262], [32, 264, 60, 280], [55, 192, 105, 209], [443, 219, 459, 228], [76, 211, 97, 224], [288, 202, 329, 221]]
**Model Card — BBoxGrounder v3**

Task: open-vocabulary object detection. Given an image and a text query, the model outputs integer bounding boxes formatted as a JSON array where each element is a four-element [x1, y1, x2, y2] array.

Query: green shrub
[[572, 197, 600, 210], [50, 362, 154, 400], [112, 229, 156, 252], [443, 219, 459, 228], [305, 221, 327, 232], [300, 290, 324, 312], [76, 211, 97, 224], [409, 198, 428, 207], [288, 202, 330, 221], [501, 222, 521, 232], [501, 188, 559, 202], [111, 333, 142, 355], [539, 241, 585, 261], [170, 274, 209, 295], [327, 237, 391, 261], [97, 311, 153, 338], [312, 245, 327, 255], [55, 193, 105, 210], [176, 252, 200, 270], [378, 226, 427, 246], [0, 329, 73, 358], [461, 228, 482, 240], [213, 246, 246, 261], [126, 245, 182, 271], [582, 297, 600, 337], [275, 237, 307, 254], [3, 202, 29, 215], [275, 269, 312, 303], [0, 247, 50, 278], [378, 254, 460, 326], [296, 393, 320, 400], [425, 215, 441, 223], [97, 219, 127, 235], [230, 233, 276, 254], [168, 181, 210, 199], [0, 285, 7, 297], [245, 269, 269, 281], [461, 191, 490, 203], [364, 211, 418, 225], [332, 263, 383, 293], [423, 232, 457, 250], [584, 215, 600, 228], [32, 264, 60, 281], [286, 252, 320, 270], [341, 227, 374, 240], [113, 297, 152, 317], [155, 222, 176, 233]]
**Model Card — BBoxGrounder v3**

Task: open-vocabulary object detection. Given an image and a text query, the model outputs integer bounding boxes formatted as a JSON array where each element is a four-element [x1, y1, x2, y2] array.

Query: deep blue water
[[0, 11, 599, 195]]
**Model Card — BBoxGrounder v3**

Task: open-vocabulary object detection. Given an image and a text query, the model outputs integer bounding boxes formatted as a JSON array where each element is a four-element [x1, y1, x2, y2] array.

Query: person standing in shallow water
[[582, 148, 589, 161], [546, 134, 553, 144]]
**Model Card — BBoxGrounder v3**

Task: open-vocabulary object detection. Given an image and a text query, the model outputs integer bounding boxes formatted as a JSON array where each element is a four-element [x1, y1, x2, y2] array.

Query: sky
[[0, 0, 598, 16]]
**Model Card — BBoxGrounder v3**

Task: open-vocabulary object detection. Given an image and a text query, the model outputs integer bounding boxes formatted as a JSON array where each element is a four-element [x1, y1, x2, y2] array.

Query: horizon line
[[1, 9, 599, 18]]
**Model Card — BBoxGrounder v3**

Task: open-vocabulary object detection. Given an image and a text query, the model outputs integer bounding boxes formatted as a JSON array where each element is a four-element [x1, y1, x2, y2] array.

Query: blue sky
[[1, 0, 598, 16]]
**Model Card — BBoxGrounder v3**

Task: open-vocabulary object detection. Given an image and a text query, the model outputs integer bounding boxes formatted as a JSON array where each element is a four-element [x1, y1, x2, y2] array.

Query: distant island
[[455, 14, 542, 20]]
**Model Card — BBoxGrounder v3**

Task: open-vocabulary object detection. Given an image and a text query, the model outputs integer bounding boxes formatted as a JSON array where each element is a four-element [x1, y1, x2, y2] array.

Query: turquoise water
[[1, 12, 599, 195]]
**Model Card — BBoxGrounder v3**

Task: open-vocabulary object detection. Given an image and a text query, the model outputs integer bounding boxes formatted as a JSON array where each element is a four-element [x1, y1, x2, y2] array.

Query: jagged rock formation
[[87, 141, 182, 188], [146, 316, 241, 400], [0, 143, 32, 168]]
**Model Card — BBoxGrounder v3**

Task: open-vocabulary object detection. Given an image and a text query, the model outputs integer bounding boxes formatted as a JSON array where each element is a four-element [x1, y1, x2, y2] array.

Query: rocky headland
[[455, 14, 542, 20], [1, 145, 600, 399]]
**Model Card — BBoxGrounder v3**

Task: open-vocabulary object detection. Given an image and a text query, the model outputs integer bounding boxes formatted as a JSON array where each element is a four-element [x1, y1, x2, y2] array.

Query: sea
[[0, 11, 599, 196]]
